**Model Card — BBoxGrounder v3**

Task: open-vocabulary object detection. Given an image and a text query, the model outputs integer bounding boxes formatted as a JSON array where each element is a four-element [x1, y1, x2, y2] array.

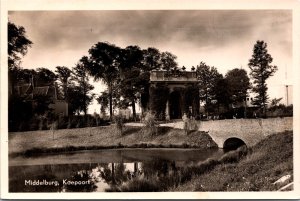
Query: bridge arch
[[223, 137, 247, 151]]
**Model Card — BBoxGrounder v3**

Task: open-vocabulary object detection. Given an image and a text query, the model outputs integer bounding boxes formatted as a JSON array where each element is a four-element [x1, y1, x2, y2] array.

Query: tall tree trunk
[[109, 83, 113, 121], [83, 81, 87, 121], [131, 99, 136, 121], [134, 162, 138, 176], [111, 162, 115, 184], [205, 88, 209, 118]]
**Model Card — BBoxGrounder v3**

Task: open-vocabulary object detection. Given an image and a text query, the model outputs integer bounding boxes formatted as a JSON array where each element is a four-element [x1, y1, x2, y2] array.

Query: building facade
[[148, 70, 200, 120], [13, 81, 68, 116]]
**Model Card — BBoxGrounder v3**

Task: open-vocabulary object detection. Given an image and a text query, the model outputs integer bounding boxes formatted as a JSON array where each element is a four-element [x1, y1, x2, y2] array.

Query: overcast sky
[[8, 10, 293, 113]]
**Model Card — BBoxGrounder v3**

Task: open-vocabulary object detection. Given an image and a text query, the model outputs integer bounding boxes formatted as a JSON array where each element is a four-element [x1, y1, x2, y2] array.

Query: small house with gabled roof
[[14, 80, 68, 116]]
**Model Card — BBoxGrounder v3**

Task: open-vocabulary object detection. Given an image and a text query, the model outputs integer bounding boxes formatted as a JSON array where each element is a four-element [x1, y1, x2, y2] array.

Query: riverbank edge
[[9, 141, 219, 158], [9, 126, 219, 158]]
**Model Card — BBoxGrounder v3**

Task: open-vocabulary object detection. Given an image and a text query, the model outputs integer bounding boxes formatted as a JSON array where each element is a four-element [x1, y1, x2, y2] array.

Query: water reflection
[[9, 149, 222, 192]]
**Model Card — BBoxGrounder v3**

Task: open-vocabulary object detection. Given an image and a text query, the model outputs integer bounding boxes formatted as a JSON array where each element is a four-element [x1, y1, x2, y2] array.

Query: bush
[[56, 116, 68, 129], [117, 177, 160, 192], [114, 115, 125, 135], [142, 112, 159, 136], [267, 104, 293, 118], [219, 145, 248, 164], [75, 117, 85, 128], [28, 117, 39, 131], [188, 117, 199, 131], [50, 120, 58, 140]]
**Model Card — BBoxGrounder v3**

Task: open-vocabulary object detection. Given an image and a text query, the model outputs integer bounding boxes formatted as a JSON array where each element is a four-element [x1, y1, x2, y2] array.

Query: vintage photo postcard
[[1, 0, 300, 199]]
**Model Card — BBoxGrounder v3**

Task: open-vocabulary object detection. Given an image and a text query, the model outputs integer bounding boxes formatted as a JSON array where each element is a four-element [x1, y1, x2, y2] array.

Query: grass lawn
[[9, 125, 217, 156]]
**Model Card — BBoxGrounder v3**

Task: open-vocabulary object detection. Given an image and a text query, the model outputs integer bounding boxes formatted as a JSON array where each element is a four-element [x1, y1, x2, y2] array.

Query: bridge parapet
[[200, 117, 293, 148], [161, 117, 293, 148]]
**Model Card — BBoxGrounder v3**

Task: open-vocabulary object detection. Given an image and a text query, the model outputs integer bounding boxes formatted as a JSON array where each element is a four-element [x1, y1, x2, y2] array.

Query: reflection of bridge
[[160, 117, 293, 149]]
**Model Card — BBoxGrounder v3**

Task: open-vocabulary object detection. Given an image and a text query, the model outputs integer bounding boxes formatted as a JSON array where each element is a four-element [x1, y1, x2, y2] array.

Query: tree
[[8, 22, 33, 96], [149, 85, 170, 119], [214, 77, 231, 113], [142, 47, 162, 71], [248, 40, 278, 117], [8, 21, 33, 70], [225, 68, 250, 105], [97, 91, 109, 117], [160, 51, 178, 74], [67, 84, 82, 115], [72, 57, 95, 116], [35, 67, 57, 86], [85, 42, 122, 120], [119, 45, 145, 120], [196, 62, 222, 115], [17, 68, 36, 84], [139, 47, 163, 112], [55, 66, 72, 101], [270, 97, 283, 108]]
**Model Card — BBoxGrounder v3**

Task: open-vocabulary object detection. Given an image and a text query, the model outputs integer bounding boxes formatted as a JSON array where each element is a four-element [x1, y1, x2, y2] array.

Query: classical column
[[166, 87, 173, 120], [165, 100, 170, 120]]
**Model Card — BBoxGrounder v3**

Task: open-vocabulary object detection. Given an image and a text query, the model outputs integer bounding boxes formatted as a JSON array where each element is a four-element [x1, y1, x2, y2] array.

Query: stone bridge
[[161, 117, 293, 149]]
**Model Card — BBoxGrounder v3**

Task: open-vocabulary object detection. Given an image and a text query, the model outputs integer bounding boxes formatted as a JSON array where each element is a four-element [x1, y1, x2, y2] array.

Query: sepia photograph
[[1, 0, 300, 199]]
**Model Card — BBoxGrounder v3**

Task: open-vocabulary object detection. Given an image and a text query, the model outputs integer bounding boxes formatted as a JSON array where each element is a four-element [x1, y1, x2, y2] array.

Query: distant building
[[119, 108, 131, 120], [13, 81, 68, 116], [245, 93, 256, 107]]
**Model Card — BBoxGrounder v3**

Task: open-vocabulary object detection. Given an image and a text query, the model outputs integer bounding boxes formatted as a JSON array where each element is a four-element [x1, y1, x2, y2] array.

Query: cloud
[[7, 10, 293, 113], [9, 10, 291, 71]]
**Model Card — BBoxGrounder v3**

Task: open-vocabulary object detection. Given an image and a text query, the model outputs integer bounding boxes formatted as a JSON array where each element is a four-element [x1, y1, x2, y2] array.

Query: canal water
[[9, 148, 223, 192]]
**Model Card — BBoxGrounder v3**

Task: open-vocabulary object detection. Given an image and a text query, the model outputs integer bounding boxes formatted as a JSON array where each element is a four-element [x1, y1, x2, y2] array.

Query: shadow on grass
[[156, 126, 173, 135], [121, 127, 142, 136]]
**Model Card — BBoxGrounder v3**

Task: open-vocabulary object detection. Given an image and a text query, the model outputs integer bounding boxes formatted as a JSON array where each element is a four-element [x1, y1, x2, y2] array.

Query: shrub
[[118, 177, 160, 192], [182, 115, 199, 135], [28, 117, 39, 131], [38, 117, 44, 130], [219, 145, 248, 164], [57, 116, 68, 129], [75, 118, 84, 128], [267, 104, 293, 118], [142, 112, 159, 136], [188, 117, 199, 131], [114, 115, 125, 135], [50, 121, 58, 140]]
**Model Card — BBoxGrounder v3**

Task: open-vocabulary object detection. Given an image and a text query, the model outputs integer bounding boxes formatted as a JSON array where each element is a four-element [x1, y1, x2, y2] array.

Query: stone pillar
[[165, 100, 170, 120]]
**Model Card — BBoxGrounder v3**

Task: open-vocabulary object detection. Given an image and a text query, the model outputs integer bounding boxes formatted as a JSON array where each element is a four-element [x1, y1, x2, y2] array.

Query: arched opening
[[169, 90, 182, 119], [223, 137, 247, 152]]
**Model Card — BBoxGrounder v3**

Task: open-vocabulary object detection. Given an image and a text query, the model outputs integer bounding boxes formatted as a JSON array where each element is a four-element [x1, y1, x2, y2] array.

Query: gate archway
[[169, 90, 182, 119]]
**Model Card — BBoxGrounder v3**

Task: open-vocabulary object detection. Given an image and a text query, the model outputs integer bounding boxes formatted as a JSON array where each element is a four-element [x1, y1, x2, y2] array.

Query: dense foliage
[[149, 85, 170, 120]]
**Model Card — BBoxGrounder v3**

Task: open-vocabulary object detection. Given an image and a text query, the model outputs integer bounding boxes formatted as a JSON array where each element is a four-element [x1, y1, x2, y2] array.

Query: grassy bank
[[172, 131, 293, 191], [9, 125, 217, 156]]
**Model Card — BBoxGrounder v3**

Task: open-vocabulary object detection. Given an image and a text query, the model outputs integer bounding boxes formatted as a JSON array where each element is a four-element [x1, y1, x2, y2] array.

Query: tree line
[[8, 21, 286, 131]]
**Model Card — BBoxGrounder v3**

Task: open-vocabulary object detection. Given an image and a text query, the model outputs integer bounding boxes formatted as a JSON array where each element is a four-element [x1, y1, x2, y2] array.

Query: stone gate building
[[148, 70, 200, 120]]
